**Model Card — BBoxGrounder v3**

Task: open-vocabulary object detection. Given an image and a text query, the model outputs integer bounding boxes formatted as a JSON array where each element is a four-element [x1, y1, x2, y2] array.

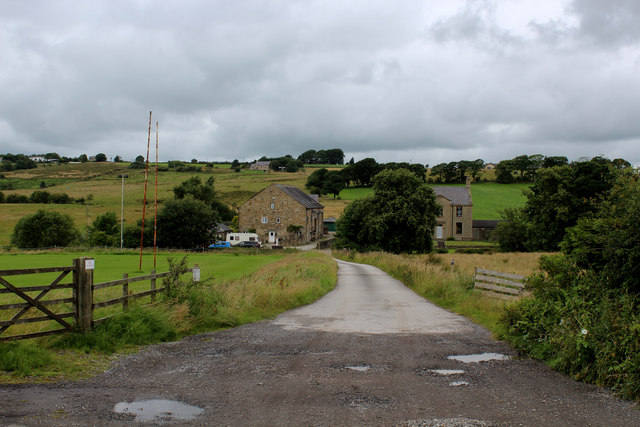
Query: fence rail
[[0, 258, 199, 341], [91, 270, 186, 325], [474, 267, 525, 299]]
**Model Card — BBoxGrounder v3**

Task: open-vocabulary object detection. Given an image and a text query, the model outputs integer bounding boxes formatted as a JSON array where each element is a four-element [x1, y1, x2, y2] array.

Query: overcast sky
[[2, 0, 640, 165]]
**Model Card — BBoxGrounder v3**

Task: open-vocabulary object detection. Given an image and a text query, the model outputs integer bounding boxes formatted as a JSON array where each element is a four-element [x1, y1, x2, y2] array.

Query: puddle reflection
[[114, 399, 203, 422]]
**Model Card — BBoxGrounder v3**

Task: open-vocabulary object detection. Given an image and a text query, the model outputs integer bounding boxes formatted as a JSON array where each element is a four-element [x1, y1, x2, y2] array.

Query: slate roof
[[216, 222, 233, 232], [275, 185, 324, 209], [472, 220, 501, 229], [433, 186, 472, 206]]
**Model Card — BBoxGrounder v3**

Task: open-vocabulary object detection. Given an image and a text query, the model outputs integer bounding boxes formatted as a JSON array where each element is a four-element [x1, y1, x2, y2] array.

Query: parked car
[[208, 241, 231, 249], [236, 240, 261, 248]]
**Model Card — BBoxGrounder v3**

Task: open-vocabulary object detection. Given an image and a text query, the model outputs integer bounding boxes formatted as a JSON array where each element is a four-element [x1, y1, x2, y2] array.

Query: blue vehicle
[[208, 241, 231, 249]]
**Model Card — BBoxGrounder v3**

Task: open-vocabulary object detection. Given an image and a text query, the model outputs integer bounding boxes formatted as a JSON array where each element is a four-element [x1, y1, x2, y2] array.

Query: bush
[[5, 194, 29, 203], [10, 209, 79, 248]]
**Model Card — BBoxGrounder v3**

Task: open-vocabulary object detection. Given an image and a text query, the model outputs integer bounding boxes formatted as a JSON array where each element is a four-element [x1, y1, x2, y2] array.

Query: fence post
[[192, 264, 200, 282], [149, 269, 156, 303], [123, 273, 129, 311], [74, 257, 94, 333]]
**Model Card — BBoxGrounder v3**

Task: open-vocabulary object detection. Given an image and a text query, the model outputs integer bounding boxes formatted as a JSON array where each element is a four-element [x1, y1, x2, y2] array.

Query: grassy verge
[[333, 250, 544, 334], [0, 250, 337, 382]]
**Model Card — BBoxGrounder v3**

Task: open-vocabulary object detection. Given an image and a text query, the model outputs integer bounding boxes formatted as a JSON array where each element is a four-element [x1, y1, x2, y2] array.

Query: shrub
[[10, 209, 79, 248]]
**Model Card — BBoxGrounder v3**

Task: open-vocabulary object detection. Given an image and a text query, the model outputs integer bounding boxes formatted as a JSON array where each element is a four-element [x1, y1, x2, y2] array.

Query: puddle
[[347, 365, 370, 372], [449, 380, 469, 386], [114, 399, 203, 422], [430, 369, 465, 376], [447, 353, 510, 363]]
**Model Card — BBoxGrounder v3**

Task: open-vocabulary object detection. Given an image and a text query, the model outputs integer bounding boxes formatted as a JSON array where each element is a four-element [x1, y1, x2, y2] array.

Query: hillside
[[0, 163, 527, 246]]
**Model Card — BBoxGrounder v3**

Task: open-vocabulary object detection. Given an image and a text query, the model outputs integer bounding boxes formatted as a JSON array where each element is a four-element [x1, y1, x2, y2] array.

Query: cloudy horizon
[[2, 0, 640, 165]]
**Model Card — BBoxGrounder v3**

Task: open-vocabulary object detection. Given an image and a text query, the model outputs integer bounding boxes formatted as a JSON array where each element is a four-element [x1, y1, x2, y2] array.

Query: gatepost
[[73, 257, 94, 333]]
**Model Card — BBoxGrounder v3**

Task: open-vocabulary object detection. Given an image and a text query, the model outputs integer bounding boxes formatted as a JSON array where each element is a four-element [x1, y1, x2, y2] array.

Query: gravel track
[[0, 259, 637, 426]]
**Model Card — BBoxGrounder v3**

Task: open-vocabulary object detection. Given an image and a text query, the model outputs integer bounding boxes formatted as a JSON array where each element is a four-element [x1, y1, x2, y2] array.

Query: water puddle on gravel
[[449, 380, 469, 386], [114, 399, 203, 422], [447, 353, 510, 363], [430, 369, 465, 375], [347, 365, 370, 372]]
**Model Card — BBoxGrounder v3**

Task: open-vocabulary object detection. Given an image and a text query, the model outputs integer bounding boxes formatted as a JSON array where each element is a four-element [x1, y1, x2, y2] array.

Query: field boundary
[[473, 267, 525, 299], [0, 257, 198, 341]]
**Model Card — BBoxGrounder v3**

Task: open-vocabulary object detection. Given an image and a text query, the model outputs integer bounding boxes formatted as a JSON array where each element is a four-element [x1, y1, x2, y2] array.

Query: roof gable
[[433, 186, 472, 206], [275, 185, 324, 209]]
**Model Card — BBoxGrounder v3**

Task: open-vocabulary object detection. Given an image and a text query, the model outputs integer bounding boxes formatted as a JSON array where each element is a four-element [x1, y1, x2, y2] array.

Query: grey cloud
[[0, 0, 639, 165]]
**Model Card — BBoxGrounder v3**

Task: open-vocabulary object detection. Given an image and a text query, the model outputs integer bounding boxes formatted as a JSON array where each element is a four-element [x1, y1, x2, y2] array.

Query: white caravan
[[226, 232, 261, 246]]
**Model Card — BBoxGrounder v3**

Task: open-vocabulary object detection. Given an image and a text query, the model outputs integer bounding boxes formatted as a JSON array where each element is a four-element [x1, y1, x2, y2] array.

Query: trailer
[[226, 232, 261, 246]]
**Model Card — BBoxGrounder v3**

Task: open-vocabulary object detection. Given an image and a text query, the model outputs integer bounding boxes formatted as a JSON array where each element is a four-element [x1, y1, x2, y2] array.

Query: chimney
[[466, 176, 471, 189]]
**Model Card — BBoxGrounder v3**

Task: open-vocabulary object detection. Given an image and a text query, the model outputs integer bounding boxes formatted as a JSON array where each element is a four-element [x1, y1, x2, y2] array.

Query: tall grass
[[333, 250, 545, 334]]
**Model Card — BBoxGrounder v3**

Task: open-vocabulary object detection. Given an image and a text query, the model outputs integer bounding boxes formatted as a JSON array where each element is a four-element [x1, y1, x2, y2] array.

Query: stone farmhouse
[[238, 184, 324, 246], [249, 161, 270, 172], [432, 178, 473, 241]]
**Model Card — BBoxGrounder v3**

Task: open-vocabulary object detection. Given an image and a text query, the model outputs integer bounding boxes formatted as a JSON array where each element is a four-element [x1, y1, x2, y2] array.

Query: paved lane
[[274, 259, 471, 334]]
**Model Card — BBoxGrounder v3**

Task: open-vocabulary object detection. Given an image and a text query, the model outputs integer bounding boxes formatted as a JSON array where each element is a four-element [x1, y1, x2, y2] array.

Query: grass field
[[0, 250, 288, 342], [0, 250, 337, 381], [339, 182, 529, 220], [0, 162, 529, 245]]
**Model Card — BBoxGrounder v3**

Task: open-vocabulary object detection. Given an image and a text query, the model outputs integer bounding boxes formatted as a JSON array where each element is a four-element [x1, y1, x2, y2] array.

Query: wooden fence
[[473, 268, 525, 299], [0, 257, 199, 341]]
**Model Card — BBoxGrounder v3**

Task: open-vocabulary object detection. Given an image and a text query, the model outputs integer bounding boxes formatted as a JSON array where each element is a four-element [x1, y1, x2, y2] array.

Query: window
[[456, 206, 463, 217], [261, 217, 268, 224], [270, 202, 275, 210], [456, 222, 463, 234], [249, 237, 255, 241], [438, 206, 443, 217], [276, 217, 281, 224]]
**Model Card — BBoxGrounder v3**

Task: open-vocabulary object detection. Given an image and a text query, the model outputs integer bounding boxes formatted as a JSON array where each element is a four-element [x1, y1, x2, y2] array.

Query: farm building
[[432, 179, 473, 241], [239, 184, 324, 246]]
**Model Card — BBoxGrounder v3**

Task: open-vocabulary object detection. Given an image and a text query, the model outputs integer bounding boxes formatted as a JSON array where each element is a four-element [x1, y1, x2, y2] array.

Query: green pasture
[[0, 250, 283, 284], [0, 250, 286, 338], [339, 182, 529, 220]]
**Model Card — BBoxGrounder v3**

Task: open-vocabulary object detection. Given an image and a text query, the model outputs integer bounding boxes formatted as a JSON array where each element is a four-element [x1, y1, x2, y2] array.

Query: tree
[[89, 211, 120, 247], [95, 153, 107, 162], [497, 158, 616, 252], [230, 159, 241, 169], [430, 162, 461, 183], [113, 155, 122, 162], [157, 197, 218, 248], [325, 148, 345, 165], [79, 154, 88, 163], [561, 170, 640, 293], [174, 176, 217, 206], [335, 169, 439, 253], [493, 207, 528, 252], [11, 210, 78, 248], [344, 158, 381, 187], [325, 171, 346, 198], [305, 168, 329, 194], [173, 176, 235, 221], [543, 156, 568, 168], [298, 150, 317, 164], [495, 160, 515, 183]]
